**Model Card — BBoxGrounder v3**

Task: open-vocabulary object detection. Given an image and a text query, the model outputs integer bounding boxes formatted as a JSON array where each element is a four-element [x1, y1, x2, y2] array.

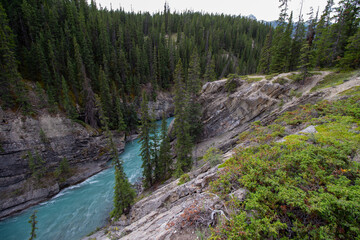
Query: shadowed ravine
[[0, 118, 173, 240]]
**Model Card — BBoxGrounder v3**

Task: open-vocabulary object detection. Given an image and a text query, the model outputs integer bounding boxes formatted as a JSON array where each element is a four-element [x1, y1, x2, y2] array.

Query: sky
[[93, 0, 339, 21]]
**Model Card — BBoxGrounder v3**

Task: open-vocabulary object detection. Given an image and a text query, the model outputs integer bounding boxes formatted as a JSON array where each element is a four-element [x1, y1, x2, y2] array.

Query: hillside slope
[[85, 70, 360, 239]]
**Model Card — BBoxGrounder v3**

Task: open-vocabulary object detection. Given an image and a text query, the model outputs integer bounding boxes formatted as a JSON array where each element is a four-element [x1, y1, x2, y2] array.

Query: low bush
[[210, 94, 360, 239]]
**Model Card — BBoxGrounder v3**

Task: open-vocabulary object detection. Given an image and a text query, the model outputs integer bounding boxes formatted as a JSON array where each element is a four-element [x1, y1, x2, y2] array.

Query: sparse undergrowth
[[311, 71, 358, 92], [209, 93, 360, 239]]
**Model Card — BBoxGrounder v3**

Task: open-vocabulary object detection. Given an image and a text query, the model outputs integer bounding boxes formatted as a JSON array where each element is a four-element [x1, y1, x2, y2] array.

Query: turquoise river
[[0, 117, 173, 240]]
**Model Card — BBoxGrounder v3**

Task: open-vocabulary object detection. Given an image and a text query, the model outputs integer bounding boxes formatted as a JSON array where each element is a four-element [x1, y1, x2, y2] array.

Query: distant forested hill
[[0, 0, 269, 131]]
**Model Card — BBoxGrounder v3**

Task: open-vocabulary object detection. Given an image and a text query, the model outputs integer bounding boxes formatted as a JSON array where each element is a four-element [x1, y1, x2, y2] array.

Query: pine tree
[[0, 3, 27, 110], [98, 67, 113, 129], [203, 51, 216, 81], [115, 95, 127, 132], [139, 90, 153, 188], [28, 210, 38, 240], [83, 76, 98, 128], [173, 60, 192, 176], [61, 76, 77, 119], [270, 10, 293, 73], [298, 42, 313, 82], [110, 157, 136, 220], [159, 112, 172, 179], [340, 27, 360, 69], [96, 94, 135, 220], [186, 50, 202, 142], [149, 113, 160, 182], [257, 28, 273, 74], [331, 0, 360, 63], [289, 2, 306, 71], [313, 0, 335, 67]]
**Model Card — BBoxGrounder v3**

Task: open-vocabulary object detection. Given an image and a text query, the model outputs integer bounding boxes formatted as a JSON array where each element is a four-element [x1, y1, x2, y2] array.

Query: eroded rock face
[[195, 78, 324, 157], [147, 91, 174, 120], [84, 164, 224, 240], [0, 112, 125, 219]]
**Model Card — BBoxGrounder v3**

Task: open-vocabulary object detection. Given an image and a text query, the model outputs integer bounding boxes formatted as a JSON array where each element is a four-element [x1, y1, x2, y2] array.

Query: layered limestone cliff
[[0, 111, 124, 219], [0, 87, 174, 219], [194, 73, 328, 158]]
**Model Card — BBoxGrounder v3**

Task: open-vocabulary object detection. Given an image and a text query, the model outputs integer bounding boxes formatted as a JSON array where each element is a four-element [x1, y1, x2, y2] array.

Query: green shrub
[[225, 74, 238, 93], [39, 128, 48, 143], [311, 71, 357, 92], [178, 173, 190, 185], [55, 157, 71, 182], [210, 95, 360, 239], [203, 147, 223, 167], [247, 77, 263, 83], [265, 73, 279, 80], [273, 77, 288, 85], [27, 151, 46, 180]]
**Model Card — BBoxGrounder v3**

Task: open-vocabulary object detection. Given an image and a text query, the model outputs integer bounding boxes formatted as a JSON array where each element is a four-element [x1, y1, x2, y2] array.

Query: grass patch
[[311, 71, 358, 92], [247, 77, 263, 83], [273, 77, 288, 85], [340, 86, 360, 96], [178, 173, 190, 185], [265, 73, 279, 80], [210, 95, 360, 239]]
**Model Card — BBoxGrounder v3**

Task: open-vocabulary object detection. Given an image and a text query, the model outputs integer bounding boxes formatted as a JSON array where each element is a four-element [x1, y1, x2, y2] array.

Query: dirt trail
[[323, 72, 360, 100]]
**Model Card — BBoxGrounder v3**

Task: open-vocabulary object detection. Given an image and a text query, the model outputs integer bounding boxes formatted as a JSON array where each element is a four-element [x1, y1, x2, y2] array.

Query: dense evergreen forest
[[0, 0, 269, 132], [257, 0, 360, 76]]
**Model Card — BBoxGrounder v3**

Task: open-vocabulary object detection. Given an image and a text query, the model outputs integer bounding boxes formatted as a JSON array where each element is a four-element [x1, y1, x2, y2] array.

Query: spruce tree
[[159, 112, 172, 179], [111, 157, 136, 220], [96, 95, 135, 220], [0, 3, 25, 109], [186, 50, 202, 142], [203, 52, 217, 81], [270, 10, 293, 73], [115, 95, 127, 132], [149, 113, 160, 182], [257, 28, 273, 74], [313, 0, 335, 67], [61, 76, 77, 119], [173, 60, 192, 176], [340, 27, 360, 69], [98, 67, 113, 129], [28, 210, 38, 240], [289, 3, 306, 71], [139, 90, 153, 188]]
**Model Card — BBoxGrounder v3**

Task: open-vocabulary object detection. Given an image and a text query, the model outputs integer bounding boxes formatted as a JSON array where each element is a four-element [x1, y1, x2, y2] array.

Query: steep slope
[[85, 71, 360, 240], [0, 87, 174, 219], [0, 110, 125, 219]]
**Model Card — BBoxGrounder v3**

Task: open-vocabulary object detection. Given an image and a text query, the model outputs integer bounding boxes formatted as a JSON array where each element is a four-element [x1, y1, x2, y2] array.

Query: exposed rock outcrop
[[0, 112, 125, 219], [195, 77, 324, 158], [148, 91, 174, 120], [84, 163, 226, 240]]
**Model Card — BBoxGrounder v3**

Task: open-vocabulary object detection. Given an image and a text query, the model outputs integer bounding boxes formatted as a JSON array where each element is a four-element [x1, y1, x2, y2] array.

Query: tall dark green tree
[[289, 2, 306, 71], [158, 112, 172, 180], [270, 9, 293, 73], [28, 210, 38, 240], [313, 0, 335, 67], [203, 52, 217, 81], [139, 90, 153, 188], [115, 95, 127, 132], [186, 50, 202, 142], [110, 157, 136, 220], [257, 28, 273, 74], [96, 94, 135, 220], [61, 76, 77, 119], [149, 113, 160, 182], [173, 60, 192, 176], [340, 27, 360, 69], [98, 67, 113, 128]]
